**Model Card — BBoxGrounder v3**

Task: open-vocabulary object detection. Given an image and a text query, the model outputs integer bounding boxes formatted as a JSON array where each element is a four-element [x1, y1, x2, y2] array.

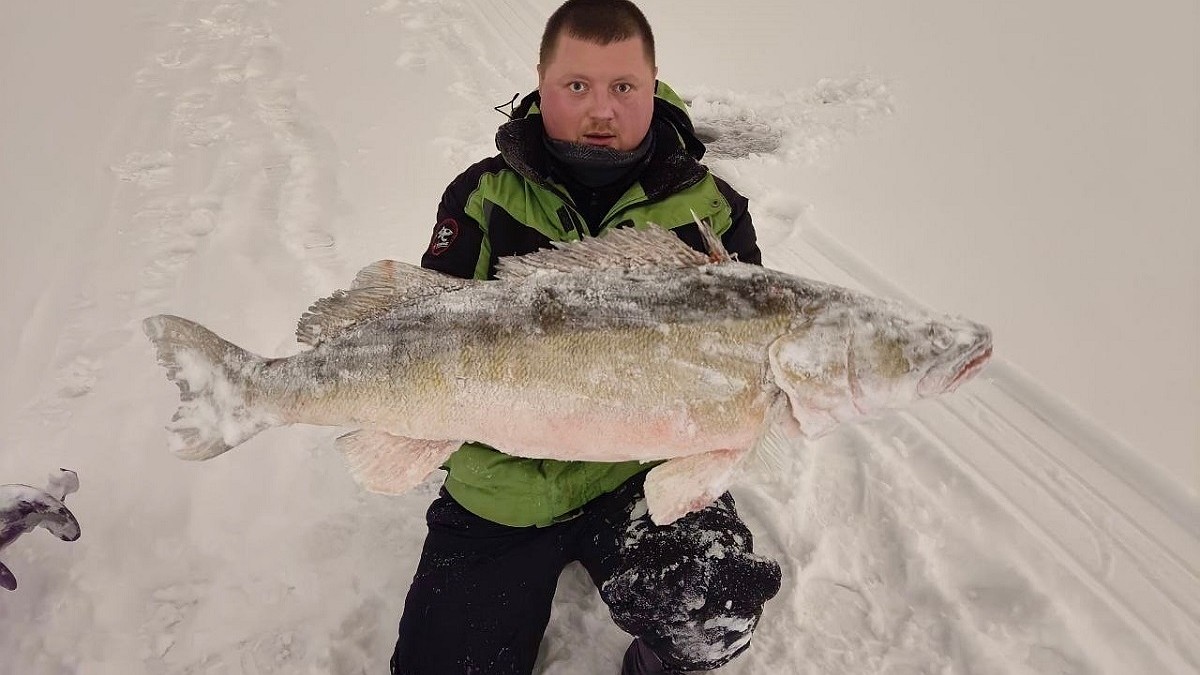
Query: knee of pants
[[602, 550, 781, 668], [606, 552, 780, 619]]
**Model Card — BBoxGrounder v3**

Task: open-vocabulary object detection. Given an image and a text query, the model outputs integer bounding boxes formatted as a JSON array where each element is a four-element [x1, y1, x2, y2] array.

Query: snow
[[1, 0, 1197, 674]]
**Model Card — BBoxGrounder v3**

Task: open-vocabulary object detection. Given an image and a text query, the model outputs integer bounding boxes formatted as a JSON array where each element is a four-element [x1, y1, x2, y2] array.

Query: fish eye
[[928, 324, 953, 351]]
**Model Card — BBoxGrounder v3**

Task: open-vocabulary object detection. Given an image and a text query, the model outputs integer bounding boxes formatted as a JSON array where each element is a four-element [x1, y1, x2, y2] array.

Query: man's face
[[537, 33, 658, 152]]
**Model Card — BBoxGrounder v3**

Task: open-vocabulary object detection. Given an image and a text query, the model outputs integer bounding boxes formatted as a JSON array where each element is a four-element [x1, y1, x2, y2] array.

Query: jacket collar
[[495, 87, 709, 203]]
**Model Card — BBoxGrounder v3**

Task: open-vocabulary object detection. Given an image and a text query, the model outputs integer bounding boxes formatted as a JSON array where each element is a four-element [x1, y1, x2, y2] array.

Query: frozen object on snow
[[0, 468, 81, 591]]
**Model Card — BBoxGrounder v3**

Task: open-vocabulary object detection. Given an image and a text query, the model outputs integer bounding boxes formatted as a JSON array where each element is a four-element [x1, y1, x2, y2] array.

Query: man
[[392, 1, 781, 673]]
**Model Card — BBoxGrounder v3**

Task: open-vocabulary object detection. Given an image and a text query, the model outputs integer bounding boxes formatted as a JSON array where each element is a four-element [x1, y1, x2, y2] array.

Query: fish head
[[769, 300, 992, 438], [847, 301, 993, 411]]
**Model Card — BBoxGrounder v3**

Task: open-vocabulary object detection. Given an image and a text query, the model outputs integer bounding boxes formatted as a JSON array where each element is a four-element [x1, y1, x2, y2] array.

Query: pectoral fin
[[335, 430, 460, 494], [644, 447, 751, 526]]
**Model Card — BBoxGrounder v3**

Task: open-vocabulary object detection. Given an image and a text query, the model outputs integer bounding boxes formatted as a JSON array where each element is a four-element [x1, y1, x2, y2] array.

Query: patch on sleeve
[[427, 218, 459, 256]]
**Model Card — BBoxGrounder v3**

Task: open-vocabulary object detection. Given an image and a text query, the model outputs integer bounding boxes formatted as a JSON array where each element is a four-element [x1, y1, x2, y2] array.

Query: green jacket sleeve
[[420, 157, 503, 279]]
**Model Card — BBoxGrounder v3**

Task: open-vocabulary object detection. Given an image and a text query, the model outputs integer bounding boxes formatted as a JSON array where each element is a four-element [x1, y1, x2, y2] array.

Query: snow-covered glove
[[0, 469, 81, 590], [600, 493, 782, 671]]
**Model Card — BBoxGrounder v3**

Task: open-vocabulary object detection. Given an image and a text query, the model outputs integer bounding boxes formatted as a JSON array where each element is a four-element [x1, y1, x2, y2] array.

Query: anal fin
[[335, 430, 460, 494]]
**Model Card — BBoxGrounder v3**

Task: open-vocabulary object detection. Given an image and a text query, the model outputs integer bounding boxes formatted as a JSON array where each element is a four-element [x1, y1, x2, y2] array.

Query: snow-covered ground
[[1, 0, 1196, 673]]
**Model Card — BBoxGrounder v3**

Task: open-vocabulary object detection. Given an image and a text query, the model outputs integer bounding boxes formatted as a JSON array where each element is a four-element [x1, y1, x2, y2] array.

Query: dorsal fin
[[348, 259, 470, 293], [296, 261, 472, 346], [495, 224, 716, 280], [296, 287, 400, 347], [691, 210, 734, 263]]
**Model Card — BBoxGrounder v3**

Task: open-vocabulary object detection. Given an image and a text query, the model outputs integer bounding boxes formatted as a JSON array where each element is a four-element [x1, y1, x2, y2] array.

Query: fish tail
[[142, 314, 276, 460]]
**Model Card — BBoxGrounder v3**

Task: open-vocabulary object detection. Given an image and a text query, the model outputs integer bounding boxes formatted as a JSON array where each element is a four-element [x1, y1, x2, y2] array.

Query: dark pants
[[390, 474, 781, 674]]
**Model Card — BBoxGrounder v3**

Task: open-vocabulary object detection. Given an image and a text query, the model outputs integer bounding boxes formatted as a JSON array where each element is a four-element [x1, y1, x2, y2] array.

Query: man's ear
[[536, 63, 545, 83]]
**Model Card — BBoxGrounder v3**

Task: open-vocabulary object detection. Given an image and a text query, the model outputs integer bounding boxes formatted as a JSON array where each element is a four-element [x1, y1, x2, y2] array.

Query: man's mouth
[[582, 133, 616, 146]]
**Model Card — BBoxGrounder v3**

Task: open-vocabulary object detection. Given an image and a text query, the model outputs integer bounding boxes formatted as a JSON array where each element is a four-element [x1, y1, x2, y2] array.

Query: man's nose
[[587, 90, 616, 119]]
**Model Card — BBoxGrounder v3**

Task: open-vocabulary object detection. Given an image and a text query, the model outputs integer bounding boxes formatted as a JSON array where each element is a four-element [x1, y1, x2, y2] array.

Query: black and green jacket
[[420, 81, 761, 527]]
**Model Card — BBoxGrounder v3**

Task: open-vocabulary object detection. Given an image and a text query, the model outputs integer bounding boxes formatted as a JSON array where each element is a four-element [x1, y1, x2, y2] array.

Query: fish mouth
[[917, 340, 993, 396], [946, 344, 993, 392]]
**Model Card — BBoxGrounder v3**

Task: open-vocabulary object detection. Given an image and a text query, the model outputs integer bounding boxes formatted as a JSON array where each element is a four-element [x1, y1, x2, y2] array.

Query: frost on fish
[[143, 315, 279, 459], [0, 469, 81, 591], [144, 222, 992, 524]]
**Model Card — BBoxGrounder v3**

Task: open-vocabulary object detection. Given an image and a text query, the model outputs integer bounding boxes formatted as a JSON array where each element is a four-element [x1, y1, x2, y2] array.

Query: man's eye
[[568, 82, 587, 93], [614, 83, 633, 94]]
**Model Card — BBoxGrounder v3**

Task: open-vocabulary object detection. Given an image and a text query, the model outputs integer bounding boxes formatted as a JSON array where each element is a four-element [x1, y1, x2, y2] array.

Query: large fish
[[143, 225, 992, 524]]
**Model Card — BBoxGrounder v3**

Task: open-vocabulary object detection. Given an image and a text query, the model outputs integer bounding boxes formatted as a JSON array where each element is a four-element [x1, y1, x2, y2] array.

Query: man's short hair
[[539, 0, 656, 67]]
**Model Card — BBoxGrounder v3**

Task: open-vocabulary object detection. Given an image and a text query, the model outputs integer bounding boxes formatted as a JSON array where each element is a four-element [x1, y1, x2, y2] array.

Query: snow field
[[1, 0, 1195, 673]]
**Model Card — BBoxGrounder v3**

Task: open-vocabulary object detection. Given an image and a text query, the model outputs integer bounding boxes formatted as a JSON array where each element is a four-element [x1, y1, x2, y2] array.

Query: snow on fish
[[143, 224, 992, 524], [0, 469, 81, 590]]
